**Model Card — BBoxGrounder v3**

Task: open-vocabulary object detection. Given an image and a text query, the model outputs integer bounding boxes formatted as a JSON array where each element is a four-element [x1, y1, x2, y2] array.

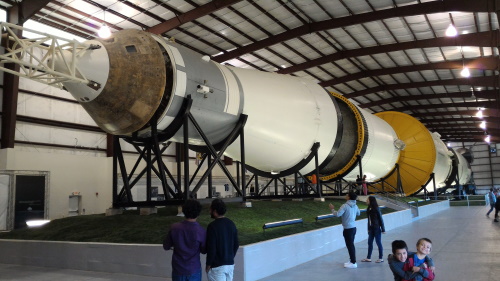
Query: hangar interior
[[1, 0, 500, 229]]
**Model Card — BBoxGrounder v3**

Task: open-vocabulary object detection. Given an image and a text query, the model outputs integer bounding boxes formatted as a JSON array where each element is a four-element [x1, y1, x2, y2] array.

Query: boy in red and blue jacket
[[388, 240, 435, 281]]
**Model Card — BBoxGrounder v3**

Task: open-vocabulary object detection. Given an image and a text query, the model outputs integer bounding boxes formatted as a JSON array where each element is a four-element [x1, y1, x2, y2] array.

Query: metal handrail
[[367, 183, 414, 209]]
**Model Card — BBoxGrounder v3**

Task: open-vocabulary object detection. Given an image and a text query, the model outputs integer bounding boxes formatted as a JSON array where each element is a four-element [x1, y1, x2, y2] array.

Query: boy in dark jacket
[[388, 240, 434, 281]]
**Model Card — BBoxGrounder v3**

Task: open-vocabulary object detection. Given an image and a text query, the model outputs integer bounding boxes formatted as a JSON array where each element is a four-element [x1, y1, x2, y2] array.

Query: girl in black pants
[[362, 196, 386, 263]]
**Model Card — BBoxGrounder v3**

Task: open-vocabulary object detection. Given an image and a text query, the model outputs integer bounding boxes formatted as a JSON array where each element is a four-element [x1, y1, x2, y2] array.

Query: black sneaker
[[494, 219, 499, 222]]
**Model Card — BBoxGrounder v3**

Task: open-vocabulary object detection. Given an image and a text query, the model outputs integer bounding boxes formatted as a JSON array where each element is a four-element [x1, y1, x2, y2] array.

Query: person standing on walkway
[[355, 175, 362, 193], [494, 193, 500, 222], [486, 187, 496, 216], [362, 175, 368, 195], [311, 173, 318, 193], [362, 196, 386, 263], [329, 191, 360, 268], [206, 199, 239, 281], [163, 199, 206, 281]]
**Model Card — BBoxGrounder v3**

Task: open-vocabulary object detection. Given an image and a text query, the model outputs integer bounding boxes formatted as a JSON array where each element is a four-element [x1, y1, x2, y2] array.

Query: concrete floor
[[0, 205, 499, 281]]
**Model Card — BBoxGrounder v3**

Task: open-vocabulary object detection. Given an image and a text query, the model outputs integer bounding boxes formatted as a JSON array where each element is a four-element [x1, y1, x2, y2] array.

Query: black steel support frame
[[412, 172, 436, 199], [320, 159, 404, 197], [111, 97, 248, 208], [244, 143, 322, 199]]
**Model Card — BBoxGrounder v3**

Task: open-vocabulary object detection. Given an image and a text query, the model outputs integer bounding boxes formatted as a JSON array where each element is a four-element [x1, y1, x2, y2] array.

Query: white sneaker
[[344, 261, 350, 265], [345, 262, 357, 269]]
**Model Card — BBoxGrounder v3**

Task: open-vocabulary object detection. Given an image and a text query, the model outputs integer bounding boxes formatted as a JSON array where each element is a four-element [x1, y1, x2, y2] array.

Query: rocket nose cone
[[61, 30, 168, 135]]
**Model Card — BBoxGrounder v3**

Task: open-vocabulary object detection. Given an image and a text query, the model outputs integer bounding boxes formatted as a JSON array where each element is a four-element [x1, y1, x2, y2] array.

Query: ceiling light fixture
[[480, 121, 486, 129], [445, 24, 458, 37], [476, 108, 483, 118], [485, 135, 491, 143], [98, 9, 111, 38], [460, 66, 470, 77]]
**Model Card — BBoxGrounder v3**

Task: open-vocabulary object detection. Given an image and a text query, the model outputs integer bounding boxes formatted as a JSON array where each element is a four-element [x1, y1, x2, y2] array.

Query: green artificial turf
[[0, 199, 397, 245], [449, 200, 486, 206]]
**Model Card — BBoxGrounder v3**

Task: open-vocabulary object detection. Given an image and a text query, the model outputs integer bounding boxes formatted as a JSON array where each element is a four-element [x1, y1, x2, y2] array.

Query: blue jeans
[[343, 227, 357, 263], [207, 264, 234, 281], [487, 204, 495, 215], [367, 227, 383, 259], [172, 269, 202, 281]]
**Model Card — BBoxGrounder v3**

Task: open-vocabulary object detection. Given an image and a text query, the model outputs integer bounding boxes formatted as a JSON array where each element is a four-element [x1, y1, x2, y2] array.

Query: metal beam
[[436, 130, 499, 135], [360, 89, 497, 108], [15, 0, 51, 24], [441, 135, 499, 142], [279, 31, 498, 75], [213, 0, 497, 63], [344, 76, 499, 99], [320, 57, 500, 88], [13, 114, 103, 132], [390, 101, 493, 111], [1, 5, 21, 149], [147, 0, 244, 35], [410, 109, 500, 118], [431, 128, 500, 133], [419, 116, 500, 124], [49, 1, 122, 32], [30, 15, 93, 39]]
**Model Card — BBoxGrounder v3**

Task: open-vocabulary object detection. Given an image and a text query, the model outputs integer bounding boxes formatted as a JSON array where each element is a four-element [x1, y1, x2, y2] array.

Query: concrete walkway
[[260, 205, 500, 281], [0, 206, 499, 281]]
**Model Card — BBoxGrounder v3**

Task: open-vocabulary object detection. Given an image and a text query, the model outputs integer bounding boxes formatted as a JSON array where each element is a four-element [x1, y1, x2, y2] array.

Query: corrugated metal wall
[[451, 142, 500, 195]]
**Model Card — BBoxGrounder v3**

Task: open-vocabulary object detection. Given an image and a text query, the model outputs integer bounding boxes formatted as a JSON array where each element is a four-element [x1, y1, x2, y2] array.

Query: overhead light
[[485, 135, 491, 143], [480, 121, 486, 129], [476, 108, 484, 118], [98, 24, 111, 38], [98, 9, 111, 38], [445, 24, 458, 37], [460, 67, 470, 77], [447, 142, 451, 147]]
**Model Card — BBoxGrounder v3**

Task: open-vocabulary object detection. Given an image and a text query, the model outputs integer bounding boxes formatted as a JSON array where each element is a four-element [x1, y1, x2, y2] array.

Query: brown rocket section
[[82, 29, 167, 135]]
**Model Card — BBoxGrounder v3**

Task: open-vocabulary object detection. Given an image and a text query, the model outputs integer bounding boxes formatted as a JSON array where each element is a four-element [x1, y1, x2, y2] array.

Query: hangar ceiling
[[2, 0, 500, 143]]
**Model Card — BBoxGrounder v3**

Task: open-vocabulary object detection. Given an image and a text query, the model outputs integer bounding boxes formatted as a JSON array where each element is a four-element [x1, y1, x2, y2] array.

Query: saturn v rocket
[[2, 27, 471, 195]]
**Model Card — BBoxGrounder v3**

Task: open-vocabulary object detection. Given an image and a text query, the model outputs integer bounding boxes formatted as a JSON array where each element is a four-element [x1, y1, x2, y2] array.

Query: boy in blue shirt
[[329, 191, 360, 268]]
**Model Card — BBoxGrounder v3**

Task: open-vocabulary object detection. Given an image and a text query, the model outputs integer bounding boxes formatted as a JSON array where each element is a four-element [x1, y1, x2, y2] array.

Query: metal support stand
[[396, 164, 403, 195], [112, 135, 179, 207], [357, 155, 363, 195], [315, 148, 322, 198], [111, 96, 248, 207], [414, 173, 435, 198], [243, 143, 320, 199]]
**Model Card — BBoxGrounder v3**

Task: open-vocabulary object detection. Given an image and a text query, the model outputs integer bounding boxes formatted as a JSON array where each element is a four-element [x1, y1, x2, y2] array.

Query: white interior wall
[[3, 148, 112, 219]]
